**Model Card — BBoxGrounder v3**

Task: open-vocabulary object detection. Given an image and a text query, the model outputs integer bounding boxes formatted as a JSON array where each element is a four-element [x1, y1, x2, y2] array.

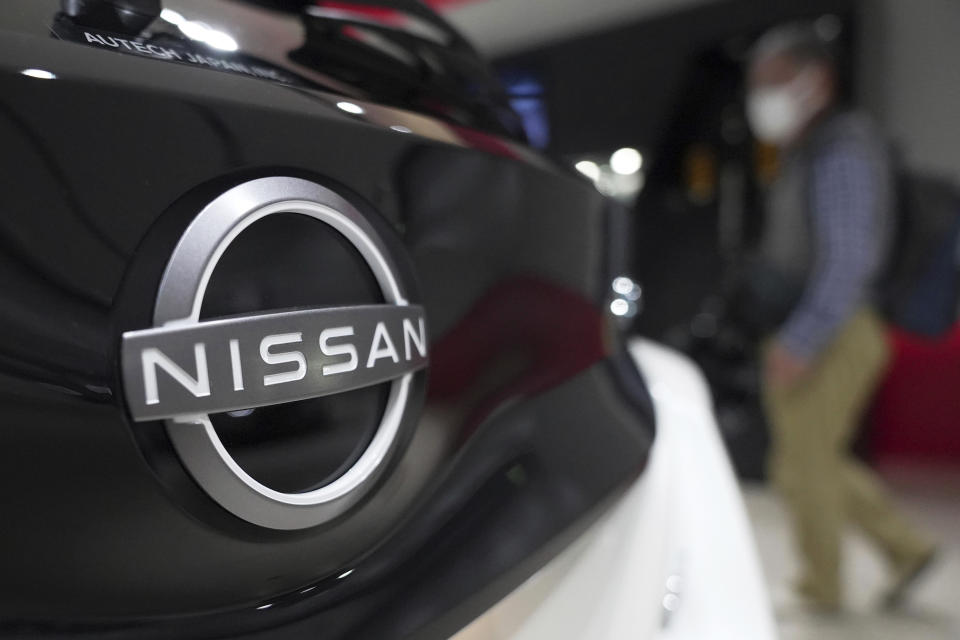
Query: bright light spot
[[610, 299, 630, 316], [160, 8, 185, 26], [172, 15, 238, 51], [662, 593, 681, 612], [178, 19, 209, 41], [337, 569, 354, 579], [256, 603, 273, 610], [300, 586, 317, 594], [574, 160, 600, 182], [390, 125, 412, 133], [610, 147, 642, 175], [204, 29, 239, 51], [336, 101, 365, 115], [21, 68, 56, 80], [612, 276, 635, 296], [227, 408, 254, 418], [612, 276, 642, 305]]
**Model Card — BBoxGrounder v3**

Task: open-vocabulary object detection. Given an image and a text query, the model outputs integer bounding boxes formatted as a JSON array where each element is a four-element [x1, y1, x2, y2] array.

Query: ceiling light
[[610, 147, 643, 175], [574, 160, 600, 182]]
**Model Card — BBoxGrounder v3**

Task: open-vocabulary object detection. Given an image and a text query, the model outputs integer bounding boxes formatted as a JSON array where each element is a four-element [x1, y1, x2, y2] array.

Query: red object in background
[[449, 124, 521, 160], [428, 277, 606, 442], [870, 324, 960, 464], [316, 1, 408, 23]]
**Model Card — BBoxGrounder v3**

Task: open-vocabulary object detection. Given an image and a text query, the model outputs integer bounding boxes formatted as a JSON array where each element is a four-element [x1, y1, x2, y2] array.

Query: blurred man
[[746, 24, 936, 611]]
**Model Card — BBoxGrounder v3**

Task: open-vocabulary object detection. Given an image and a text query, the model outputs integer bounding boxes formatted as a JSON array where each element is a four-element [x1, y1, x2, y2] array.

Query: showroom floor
[[745, 465, 960, 640]]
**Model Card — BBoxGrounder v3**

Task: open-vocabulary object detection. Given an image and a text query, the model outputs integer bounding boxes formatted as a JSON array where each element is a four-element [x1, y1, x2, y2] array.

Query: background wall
[[445, 0, 718, 58], [859, 0, 960, 181]]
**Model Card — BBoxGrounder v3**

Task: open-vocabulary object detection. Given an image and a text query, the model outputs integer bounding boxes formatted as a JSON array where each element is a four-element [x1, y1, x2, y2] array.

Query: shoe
[[883, 545, 938, 609], [794, 576, 842, 615]]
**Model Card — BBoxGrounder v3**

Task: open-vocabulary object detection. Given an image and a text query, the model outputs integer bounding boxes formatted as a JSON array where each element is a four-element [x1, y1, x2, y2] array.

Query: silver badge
[[121, 177, 427, 530]]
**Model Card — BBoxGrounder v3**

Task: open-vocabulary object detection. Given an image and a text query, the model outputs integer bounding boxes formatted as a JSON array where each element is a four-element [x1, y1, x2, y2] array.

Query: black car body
[[0, 1, 653, 637]]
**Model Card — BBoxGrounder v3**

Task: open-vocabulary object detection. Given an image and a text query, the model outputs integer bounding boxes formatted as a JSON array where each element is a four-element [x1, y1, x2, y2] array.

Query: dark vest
[[758, 109, 894, 308]]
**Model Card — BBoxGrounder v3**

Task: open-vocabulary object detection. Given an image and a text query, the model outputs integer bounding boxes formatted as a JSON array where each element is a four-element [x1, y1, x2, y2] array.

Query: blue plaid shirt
[[778, 131, 888, 360]]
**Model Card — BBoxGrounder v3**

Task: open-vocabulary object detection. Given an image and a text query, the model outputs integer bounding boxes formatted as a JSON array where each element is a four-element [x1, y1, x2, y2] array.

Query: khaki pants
[[763, 308, 930, 605]]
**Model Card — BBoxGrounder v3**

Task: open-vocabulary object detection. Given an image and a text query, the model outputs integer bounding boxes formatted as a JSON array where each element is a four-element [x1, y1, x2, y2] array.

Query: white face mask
[[746, 69, 819, 145]]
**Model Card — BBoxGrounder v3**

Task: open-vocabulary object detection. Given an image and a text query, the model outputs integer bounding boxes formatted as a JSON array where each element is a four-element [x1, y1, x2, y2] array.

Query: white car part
[[454, 338, 777, 640]]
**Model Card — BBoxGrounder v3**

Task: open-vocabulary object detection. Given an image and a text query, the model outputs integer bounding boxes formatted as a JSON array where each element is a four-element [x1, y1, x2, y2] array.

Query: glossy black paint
[[201, 212, 390, 494], [0, 1, 653, 637]]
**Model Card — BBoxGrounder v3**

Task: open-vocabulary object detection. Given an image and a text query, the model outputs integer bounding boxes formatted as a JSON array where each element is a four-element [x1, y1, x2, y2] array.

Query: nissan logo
[[121, 177, 427, 530]]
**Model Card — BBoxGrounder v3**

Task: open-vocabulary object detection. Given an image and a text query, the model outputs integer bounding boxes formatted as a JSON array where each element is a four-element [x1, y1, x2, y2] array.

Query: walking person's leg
[[842, 458, 936, 603], [833, 310, 937, 606], [764, 346, 848, 609], [763, 309, 933, 609]]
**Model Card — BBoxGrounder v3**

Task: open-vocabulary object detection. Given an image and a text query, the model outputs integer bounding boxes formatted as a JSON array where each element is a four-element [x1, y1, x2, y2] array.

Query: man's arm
[[776, 137, 883, 364]]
